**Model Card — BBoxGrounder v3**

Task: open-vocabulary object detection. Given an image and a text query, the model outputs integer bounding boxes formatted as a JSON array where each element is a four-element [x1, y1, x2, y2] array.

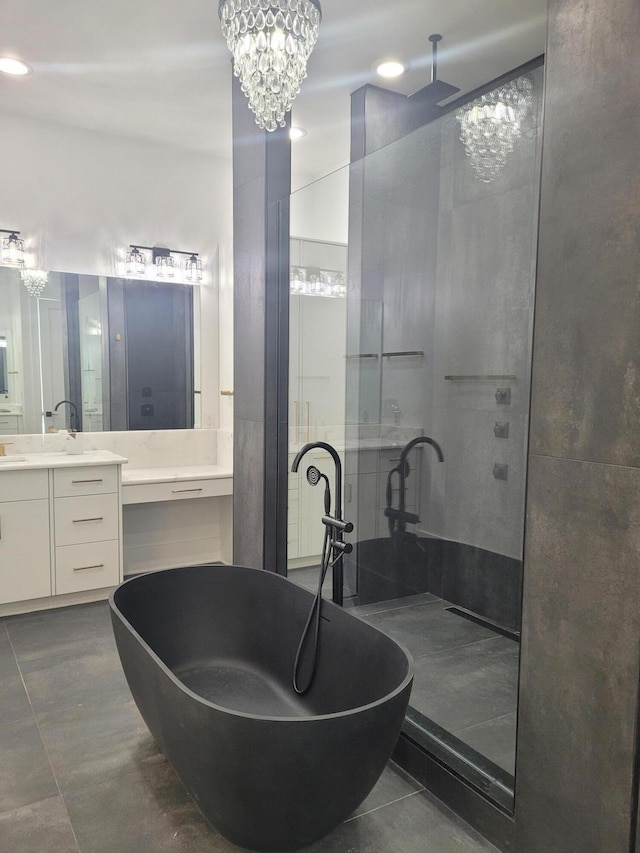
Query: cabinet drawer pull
[[73, 563, 104, 572], [171, 487, 203, 494], [72, 516, 104, 523], [71, 478, 103, 484]]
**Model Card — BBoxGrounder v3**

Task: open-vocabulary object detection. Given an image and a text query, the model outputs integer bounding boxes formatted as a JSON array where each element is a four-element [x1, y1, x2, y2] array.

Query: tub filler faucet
[[384, 435, 444, 536], [291, 441, 354, 694], [291, 441, 353, 606]]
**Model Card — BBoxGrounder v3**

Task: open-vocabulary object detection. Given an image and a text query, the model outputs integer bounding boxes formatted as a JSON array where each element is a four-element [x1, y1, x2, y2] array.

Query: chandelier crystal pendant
[[20, 269, 48, 298], [456, 76, 534, 183], [218, 0, 322, 132]]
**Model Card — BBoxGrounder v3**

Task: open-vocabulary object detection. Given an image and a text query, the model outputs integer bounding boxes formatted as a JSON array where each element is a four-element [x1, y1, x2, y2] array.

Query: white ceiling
[[0, 0, 547, 184]]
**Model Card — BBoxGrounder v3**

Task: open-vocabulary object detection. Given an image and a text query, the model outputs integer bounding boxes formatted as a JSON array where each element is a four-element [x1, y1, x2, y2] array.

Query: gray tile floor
[[0, 600, 500, 853], [289, 569, 519, 776]]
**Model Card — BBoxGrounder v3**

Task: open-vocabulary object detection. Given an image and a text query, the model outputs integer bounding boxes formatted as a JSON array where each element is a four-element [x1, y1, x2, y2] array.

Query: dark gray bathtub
[[109, 564, 413, 852]]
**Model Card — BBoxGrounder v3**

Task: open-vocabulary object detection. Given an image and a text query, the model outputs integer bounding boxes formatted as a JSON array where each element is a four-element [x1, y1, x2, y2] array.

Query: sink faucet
[[291, 441, 353, 606], [54, 399, 79, 431]]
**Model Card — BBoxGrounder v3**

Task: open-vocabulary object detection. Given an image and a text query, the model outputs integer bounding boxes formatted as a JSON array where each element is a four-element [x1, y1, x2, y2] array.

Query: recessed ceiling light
[[0, 57, 32, 76], [375, 60, 406, 79], [289, 126, 307, 141]]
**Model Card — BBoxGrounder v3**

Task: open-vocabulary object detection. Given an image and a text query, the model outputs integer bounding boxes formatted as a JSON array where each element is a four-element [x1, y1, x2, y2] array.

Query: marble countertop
[[122, 464, 233, 485], [0, 449, 128, 472]]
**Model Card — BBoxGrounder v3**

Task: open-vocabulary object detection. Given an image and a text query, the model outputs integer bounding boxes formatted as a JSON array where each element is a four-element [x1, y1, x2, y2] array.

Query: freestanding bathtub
[[109, 564, 413, 852]]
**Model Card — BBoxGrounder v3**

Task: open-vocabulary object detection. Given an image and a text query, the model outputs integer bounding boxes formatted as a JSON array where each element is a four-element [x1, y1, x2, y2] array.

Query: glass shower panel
[[345, 65, 544, 804], [287, 169, 349, 583]]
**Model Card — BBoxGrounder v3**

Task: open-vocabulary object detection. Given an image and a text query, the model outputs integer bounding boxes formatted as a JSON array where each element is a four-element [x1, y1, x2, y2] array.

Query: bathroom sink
[[0, 456, 26, 463]]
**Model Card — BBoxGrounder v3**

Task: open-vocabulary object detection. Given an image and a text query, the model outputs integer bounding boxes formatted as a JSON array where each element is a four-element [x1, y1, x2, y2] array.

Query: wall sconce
[[1, 229, 25, 267], [125, 244, 203, 282]]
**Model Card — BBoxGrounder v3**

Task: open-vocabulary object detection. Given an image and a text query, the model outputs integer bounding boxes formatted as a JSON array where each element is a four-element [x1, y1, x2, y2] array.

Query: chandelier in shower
[[456, 76, 533, 183], [218, 0, 322, 132]]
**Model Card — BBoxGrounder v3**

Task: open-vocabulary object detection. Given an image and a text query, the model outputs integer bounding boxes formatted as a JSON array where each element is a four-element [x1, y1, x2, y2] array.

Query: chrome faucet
[[54, 399, 79, 431]]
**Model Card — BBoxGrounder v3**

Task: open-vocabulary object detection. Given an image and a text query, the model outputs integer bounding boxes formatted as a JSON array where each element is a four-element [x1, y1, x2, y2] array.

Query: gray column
[[515, 1, 640, 850], [232, 75, 291, 571]]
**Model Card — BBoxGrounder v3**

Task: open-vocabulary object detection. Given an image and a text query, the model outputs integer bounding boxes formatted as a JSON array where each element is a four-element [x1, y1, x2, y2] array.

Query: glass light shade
[[331, 272, 346, 298], [126, 247, 146, 276], [218, 0, 322, 132], [290, 266, 305, 294], [2, 232, 25, 267], [456, 76, 533, 183], [20, 269, 48, 298], [185, 254, 203, 282], [155, 255, 175, 278]]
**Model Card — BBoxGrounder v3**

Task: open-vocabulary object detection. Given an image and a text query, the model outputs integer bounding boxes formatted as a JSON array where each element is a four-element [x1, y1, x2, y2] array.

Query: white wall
[[290, 165, 349, 245], [0, 111, 234, 433]]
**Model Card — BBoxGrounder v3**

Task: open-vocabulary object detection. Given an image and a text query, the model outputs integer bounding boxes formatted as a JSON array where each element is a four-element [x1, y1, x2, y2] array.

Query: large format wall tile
[[516, 454, 640, 853], [529, 0, 640, 467]]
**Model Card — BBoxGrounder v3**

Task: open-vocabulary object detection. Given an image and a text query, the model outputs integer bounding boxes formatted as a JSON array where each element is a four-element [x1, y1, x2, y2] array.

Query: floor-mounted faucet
[[384, 435, 444, 536], [291, 441, 353, 606]]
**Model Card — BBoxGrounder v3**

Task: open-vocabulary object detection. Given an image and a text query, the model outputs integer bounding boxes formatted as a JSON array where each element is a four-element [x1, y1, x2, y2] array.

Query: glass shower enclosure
[[287, 61, 544, 810]]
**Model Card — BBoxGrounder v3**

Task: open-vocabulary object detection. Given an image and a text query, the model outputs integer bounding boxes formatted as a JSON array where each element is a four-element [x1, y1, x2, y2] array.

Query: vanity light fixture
[[218, 0, 322, 132], [0, 230, 25, 267], [0, 57, 32, 76], [375, 60, 406, 79], [126, 245, 146, 277], [125, 245, 203, 282]]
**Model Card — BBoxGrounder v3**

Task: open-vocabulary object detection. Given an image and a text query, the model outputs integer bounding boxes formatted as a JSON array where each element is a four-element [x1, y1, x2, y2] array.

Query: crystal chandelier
[[456, 76, 533, 183], [218, 0, 322, 132], [20, 269, 48, 298]]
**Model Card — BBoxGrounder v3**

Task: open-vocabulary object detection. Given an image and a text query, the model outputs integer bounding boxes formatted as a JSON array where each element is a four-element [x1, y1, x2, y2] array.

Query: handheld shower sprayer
[[306, 465, 331, 514], [291, 442, 354, 695]]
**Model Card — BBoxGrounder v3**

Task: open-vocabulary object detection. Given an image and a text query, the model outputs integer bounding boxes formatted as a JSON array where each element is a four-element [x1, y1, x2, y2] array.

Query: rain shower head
[[409, 34, 460, 105]]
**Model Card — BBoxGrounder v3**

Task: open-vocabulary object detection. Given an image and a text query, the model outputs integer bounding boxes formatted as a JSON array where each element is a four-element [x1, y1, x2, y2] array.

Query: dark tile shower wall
[[515, 0, 640, 850], [347, 67, 543, 632]]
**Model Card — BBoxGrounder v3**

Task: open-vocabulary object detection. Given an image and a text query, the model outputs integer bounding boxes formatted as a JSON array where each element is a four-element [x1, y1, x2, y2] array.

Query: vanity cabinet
[[0, 470, 51, 604], [0, 452, 125, 614], [0, 414, 20, 435]]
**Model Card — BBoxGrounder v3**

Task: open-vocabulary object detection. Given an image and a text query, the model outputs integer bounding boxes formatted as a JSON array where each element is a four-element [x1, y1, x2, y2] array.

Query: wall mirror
[[0, 266, 200, 435]]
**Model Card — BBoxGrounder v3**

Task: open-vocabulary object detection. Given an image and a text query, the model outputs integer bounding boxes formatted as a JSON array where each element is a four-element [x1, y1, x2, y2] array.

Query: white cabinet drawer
[[55, 540, 120, 594], [0, 469, 49, 502], [122, 477, 232, 505], [55, 493, 119, 546], [54, 465, 118, 497]]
